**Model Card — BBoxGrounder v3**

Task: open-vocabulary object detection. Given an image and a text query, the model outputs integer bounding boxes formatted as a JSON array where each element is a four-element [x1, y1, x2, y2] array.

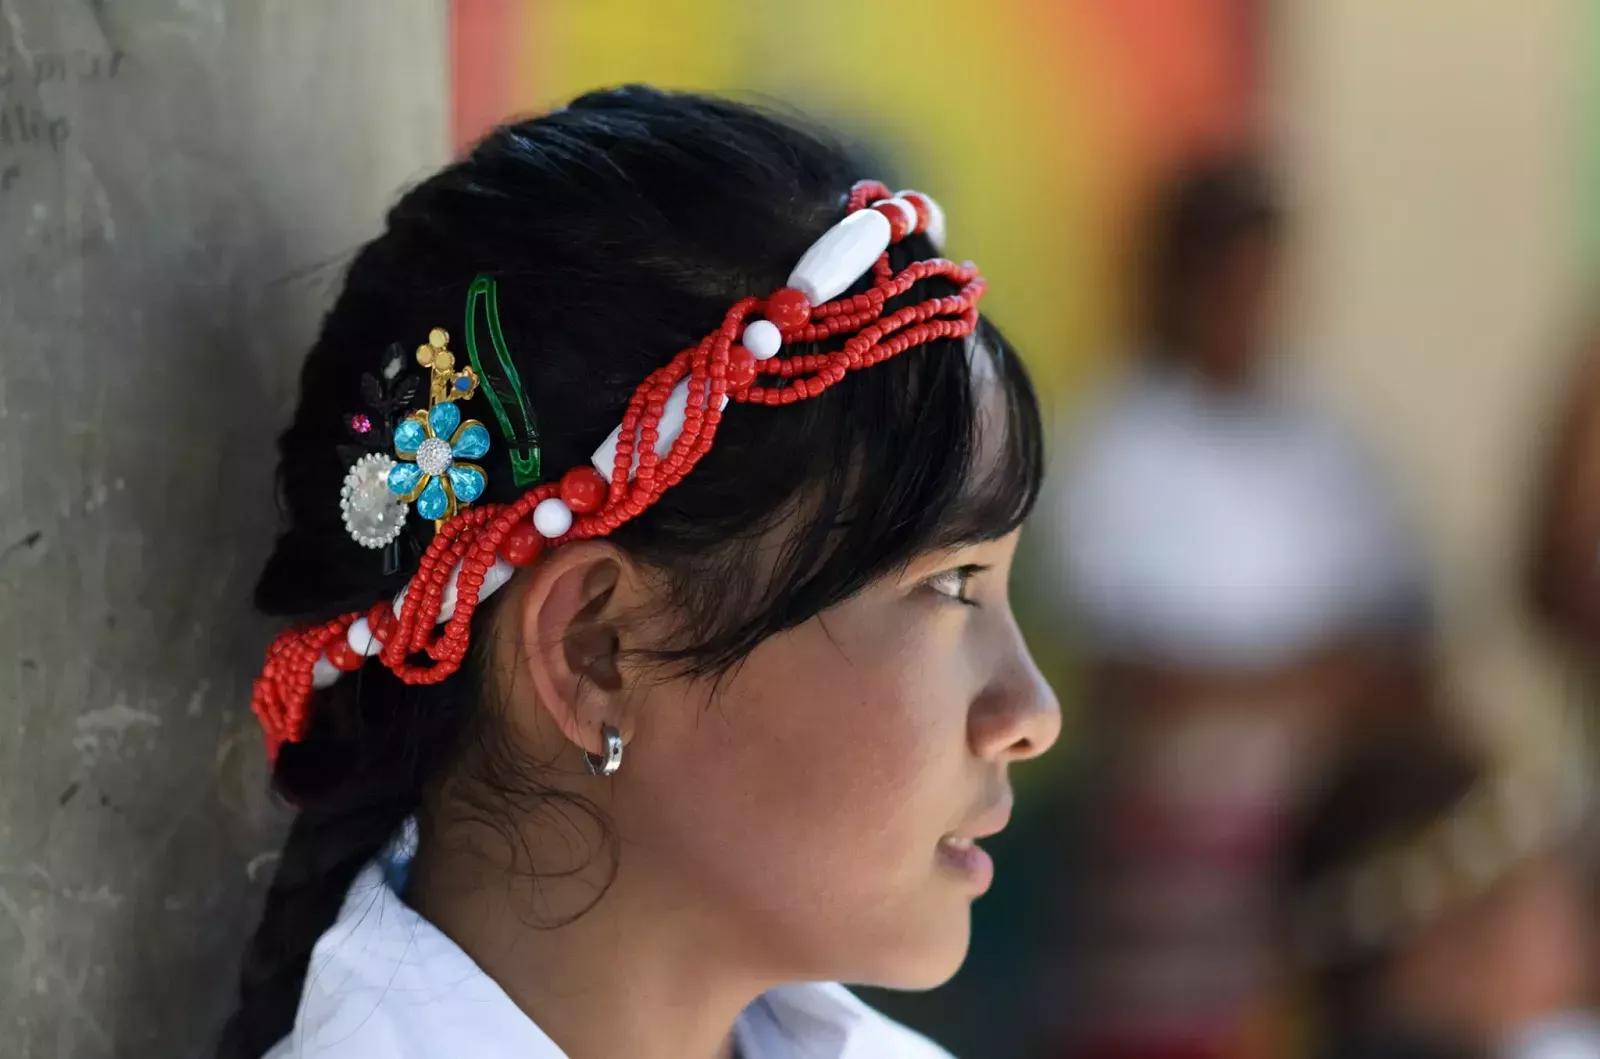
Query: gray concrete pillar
[[0, 2, 447, 1054]]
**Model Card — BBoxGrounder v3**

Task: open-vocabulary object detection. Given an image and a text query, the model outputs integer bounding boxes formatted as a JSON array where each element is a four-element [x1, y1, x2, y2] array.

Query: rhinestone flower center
[[415, 437, 453, 477]]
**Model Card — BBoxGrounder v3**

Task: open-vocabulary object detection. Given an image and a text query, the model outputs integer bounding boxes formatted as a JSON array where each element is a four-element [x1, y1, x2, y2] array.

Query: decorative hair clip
[[387, 329, 491, 524], [465, 276, 542, 486]]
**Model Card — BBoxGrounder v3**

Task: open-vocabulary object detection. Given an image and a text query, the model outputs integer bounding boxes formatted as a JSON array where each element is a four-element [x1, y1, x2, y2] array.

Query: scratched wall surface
[[0, 2, 448, 1055]]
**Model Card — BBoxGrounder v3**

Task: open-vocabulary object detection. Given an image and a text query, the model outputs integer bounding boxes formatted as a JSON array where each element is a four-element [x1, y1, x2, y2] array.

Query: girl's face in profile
[[585, 527, 1060, 989]]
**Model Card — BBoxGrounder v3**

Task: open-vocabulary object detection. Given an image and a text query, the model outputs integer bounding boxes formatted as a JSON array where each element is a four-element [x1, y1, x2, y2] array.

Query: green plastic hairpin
[[463, 275, 542, 486]]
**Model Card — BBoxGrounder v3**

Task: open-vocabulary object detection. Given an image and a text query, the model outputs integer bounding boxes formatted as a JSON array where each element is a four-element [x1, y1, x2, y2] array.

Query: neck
[[407, 814, 762, 1059]]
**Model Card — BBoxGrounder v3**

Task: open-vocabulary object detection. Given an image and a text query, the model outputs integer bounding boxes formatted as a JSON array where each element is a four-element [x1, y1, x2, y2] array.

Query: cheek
[[733, 616, 961, 828], [626, 604, 978, 934]]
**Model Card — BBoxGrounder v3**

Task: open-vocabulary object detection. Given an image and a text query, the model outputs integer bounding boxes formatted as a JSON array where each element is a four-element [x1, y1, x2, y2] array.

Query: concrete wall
[[1274, 0, 1588, 743], [0, 2, 447, 1055]]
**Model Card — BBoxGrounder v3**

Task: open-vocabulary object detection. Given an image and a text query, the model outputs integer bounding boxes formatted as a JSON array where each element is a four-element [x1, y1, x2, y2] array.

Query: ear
[[512, 540, 637, 761]]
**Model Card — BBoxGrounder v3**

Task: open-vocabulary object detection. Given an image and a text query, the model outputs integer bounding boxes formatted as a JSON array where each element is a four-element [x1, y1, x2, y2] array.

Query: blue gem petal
[[448, 465, 486, 504], [452, 422, 491, 460], [416, 477, 450, 521], [393, 418, 425, 456], [429, 402, 461, 440], [387, 461, 423, 497]]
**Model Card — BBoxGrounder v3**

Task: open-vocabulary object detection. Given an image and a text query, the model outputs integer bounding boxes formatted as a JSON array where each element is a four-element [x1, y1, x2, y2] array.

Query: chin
[[854, 910, 973, 992]]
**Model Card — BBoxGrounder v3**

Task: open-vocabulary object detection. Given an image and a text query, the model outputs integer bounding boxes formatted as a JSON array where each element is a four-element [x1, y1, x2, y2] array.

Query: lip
[[937, 837, 995, 892], [937, 796, 1012, 894]]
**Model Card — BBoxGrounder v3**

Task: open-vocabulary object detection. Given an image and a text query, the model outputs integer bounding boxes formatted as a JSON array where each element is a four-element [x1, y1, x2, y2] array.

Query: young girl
[[221, 87, 1060, 1059]]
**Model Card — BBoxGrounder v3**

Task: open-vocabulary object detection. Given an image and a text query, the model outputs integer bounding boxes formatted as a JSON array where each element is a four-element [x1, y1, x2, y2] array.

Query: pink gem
[[352, 414, 372, 434]]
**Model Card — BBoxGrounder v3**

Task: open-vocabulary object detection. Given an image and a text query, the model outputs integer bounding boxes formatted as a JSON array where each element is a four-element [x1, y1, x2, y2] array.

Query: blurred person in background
[[1032, 155, 1435, 1059], [1286, 734, 1597, 1059]]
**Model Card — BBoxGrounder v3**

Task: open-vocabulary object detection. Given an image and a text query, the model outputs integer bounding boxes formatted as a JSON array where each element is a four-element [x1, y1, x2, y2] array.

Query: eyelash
[[925, 565, 988, 607]]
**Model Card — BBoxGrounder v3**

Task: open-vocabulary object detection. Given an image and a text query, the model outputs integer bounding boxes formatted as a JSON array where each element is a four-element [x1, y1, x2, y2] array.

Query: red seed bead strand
[[251, 611, 356, 759], [873, 201, 913, 241], [847, 179, 893, 212], [899, 191, 933, 236], [253, 182, 986, 761]]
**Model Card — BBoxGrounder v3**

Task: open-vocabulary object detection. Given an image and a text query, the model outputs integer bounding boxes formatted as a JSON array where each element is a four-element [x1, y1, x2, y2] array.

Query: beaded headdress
[[253, 181, 974, 757]]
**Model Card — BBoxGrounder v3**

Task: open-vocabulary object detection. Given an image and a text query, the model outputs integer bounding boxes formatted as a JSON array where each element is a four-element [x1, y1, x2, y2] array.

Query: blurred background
[[5, 1, 1600, 1056]]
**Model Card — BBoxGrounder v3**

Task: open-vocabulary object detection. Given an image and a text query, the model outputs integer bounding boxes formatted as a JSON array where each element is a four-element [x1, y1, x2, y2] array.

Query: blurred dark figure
[[1033, 156, 1436, 1059], [1287, 736, 1597, 1059]]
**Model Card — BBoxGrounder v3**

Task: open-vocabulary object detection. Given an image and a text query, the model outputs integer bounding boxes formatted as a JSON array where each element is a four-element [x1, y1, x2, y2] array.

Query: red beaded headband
[[252, 180, 984, 759]]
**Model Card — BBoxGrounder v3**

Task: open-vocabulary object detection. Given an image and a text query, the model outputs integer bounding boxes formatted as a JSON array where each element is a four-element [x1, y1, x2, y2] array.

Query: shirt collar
[[271, 852, 936, 1059]]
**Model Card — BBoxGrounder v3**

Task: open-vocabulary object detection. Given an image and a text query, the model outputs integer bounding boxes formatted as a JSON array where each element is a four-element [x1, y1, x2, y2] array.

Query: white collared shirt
[[265, 858, 954, 1059], [1504, 1015, 1600, 1059]]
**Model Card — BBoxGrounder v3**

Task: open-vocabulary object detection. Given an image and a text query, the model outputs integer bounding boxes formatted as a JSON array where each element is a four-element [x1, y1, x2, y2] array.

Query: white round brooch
[[341, 452, 409, 549]]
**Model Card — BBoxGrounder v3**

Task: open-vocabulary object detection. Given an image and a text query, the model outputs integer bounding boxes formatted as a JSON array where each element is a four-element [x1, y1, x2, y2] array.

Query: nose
[[968, 631, 1061, 765]]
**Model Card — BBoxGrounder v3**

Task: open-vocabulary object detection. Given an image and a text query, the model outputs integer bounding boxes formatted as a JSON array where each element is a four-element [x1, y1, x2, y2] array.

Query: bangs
[[615, 259, 1045, 675]]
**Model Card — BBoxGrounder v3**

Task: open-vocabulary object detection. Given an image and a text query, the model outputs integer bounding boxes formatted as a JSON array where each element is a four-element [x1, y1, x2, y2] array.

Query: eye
[[925, 564, 988, 607]]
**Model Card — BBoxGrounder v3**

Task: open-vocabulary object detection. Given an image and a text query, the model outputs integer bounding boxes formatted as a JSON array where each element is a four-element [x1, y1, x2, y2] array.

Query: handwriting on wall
[[0, 48, 125, 197]]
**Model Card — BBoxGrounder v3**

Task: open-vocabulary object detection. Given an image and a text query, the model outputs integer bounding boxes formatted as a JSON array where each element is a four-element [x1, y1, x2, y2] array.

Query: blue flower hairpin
[[387, 328, 491, 524]]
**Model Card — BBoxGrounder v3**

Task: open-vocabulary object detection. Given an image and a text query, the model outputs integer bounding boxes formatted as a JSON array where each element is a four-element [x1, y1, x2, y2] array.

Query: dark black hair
[[219, 86, 1043, 1057], [1138, 152, 1283, 350]]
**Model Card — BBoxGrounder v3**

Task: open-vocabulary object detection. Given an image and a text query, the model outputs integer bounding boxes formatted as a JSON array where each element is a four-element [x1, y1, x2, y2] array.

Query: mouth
[[936, 798, 1011, 894], [936, 834, 995, 892]]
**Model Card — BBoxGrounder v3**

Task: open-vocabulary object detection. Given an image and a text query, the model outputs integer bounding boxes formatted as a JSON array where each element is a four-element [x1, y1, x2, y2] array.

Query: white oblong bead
[[478, 556, 516, 602], [899, 188, 945, 250], [347, 616, 384, 657], [742, 319, 782, 360], [393, 557, 514, 626], [786, 208, 891, 305], [311, 653, 341, 689], [591, 378, 731, 480], [438, 556, 517, 622], [875, 197, 917, 239], [533, 497, 573, 538]]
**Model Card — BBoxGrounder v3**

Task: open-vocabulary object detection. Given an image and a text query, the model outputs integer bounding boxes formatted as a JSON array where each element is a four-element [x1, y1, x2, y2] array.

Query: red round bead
[[326, 637, 364, 672], [873, 201, 912, 241], [500, 521, 544, 567], [725, 346, 759, 389], [764, 287, 812, 330], [560, 466, 608, 514]]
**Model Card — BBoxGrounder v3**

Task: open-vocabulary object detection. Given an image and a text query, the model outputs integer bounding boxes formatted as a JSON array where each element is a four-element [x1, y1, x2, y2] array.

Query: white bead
[[899, 188, 945, 250], [874, 197, 917, 237], [312, 653, 341, 689], [533, 497, 573, 538], [786, 208, 891, 305], [591, 377, 730, 480], [479, 557, 516, 601], [347, 616, 384, 657], [742, 319, 782, 361]]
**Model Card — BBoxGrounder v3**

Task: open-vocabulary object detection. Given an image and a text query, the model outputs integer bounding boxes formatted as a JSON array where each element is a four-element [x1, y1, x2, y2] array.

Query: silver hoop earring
[[584, 724, 623, 777]]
